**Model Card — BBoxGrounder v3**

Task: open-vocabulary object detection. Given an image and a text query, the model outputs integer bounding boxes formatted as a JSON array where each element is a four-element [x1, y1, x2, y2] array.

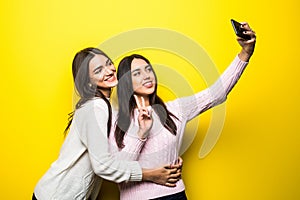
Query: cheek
[[131, 77, 140, 90], [151, 74, 156, 84], [150, 72, 156, 80], [90, 74, 103, 85]]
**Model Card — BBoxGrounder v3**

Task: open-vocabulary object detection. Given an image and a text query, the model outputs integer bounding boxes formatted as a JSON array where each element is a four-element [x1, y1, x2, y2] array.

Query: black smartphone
[[230, 19, 251, 40]]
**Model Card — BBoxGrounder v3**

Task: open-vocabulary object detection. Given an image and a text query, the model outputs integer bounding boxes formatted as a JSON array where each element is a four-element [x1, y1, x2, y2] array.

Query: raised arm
[[168, 22, 256, 121]]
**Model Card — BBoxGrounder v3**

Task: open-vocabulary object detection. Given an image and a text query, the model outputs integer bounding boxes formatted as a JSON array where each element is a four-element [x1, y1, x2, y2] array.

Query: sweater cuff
[[234, 54, 249, 74], [125, 135, 147, 151], [235, 54, 249, 65], [128, 161, 142, 182]]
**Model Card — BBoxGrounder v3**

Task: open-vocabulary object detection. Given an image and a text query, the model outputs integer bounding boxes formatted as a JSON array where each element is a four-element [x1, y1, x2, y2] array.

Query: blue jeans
[[150, 190, 187, 200], [32, 193, 37, 200], [32, 193, 93, 200]]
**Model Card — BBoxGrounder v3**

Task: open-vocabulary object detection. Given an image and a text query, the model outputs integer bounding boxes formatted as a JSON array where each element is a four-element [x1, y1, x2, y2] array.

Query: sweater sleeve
[[167, 55, 248, 121], [74, 99, 142, 182], [108, 112, 147, 161]]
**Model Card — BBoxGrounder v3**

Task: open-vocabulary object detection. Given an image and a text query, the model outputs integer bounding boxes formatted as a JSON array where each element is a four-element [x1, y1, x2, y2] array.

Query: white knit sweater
[[34, 98, 142, 200]]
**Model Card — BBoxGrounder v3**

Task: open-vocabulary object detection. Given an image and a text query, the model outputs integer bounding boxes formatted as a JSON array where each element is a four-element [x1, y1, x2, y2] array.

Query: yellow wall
[[1, 0, 299, 199]]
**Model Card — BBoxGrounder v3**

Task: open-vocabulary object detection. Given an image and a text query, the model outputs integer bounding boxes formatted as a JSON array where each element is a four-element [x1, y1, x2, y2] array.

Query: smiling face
[[89, 54, 118, 96], [131, 58, 156, 97]]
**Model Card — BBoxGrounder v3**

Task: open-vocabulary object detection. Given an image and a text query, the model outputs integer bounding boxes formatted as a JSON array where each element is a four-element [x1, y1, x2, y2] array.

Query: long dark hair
[[115, 54, 178, 148], [64, 47, 112, 137]]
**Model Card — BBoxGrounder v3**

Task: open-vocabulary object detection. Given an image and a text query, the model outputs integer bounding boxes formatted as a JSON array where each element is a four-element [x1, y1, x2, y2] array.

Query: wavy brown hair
[[64, 47, 112, 137]]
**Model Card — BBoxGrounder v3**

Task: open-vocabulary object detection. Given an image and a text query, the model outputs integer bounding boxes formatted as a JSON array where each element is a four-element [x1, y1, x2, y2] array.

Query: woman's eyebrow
[[93, 65, 103, 73], [105, 59, 111, 65], [131, 68, 140, 73], [132, 64, 150, 72]]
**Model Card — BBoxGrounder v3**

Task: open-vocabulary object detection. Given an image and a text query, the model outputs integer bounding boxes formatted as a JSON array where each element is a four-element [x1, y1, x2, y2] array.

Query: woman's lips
[[143, 81, 153, 88], [105, 75, 116, 82]]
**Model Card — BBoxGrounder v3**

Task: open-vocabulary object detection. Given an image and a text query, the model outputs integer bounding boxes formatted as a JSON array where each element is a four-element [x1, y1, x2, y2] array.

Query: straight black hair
[[114, 54, 178, 148]]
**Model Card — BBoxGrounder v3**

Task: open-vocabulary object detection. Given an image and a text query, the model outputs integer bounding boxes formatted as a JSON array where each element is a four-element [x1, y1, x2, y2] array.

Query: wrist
[[142, 169, 153, 182], [238, 49, 252, 62], [137, 129, 149, 140]]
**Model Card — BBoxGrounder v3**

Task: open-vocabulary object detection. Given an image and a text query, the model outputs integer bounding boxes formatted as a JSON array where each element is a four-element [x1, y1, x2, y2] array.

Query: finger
[[139, 107, 148, 113], [138, 108, 150, 118], [134, 94, 141, 109], [141, 96, 146, 107], [243, 30, 256, 36], [178, 157, 183, 166], [163, 165, 178, 174], [170, 163, 181, 169], [238, 36, 256, 44], [237, 35, 255, 44], [148, 108, 153, 115], [162, 164, 170, 169], [165, 182, 176, 187], [167, 178, 179, 183], [143, 108, 152, 119], [240, 22, 250, 30], [167, 168, 178, 174], [140, 110, 150, 119], [241, 23, 256, 36], [169, 171, 181, 179], [171, 157, 183, 166], [249, 30, 256, 38]]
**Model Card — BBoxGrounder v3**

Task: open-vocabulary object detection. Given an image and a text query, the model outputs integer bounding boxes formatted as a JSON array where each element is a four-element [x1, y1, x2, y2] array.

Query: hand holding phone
[[231, 19, 251, 40]]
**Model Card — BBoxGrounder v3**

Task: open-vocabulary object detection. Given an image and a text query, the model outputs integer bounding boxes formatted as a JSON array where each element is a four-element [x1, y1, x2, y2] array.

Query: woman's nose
[[104, 65, 115, 74], [142, 71, 150, 79]]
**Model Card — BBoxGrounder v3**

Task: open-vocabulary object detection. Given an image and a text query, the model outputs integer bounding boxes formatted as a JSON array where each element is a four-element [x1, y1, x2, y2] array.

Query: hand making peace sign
[[134, 95, 153, 139]]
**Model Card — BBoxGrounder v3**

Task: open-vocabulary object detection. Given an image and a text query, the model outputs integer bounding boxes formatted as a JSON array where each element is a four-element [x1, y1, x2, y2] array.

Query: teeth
[[143, 82, 152, 87], [105, 76, 113, 81]]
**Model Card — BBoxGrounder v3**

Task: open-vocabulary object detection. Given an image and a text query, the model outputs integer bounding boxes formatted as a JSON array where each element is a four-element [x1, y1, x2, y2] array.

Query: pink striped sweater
[[109, 56, 248, 199]]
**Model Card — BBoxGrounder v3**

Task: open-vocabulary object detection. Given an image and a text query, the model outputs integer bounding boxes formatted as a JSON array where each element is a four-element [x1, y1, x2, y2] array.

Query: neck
[[100, 88, 111, 98]]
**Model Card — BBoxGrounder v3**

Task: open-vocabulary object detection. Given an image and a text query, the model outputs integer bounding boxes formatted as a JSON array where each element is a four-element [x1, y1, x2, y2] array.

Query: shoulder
[[165, 97, 181, 110], [85, 98, 108, 109], [75, 98, 110, 117], [72, 98, 111, 127]]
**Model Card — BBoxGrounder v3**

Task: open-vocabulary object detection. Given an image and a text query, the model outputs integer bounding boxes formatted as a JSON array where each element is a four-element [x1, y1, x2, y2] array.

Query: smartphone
[[230, 19, 251, 40]]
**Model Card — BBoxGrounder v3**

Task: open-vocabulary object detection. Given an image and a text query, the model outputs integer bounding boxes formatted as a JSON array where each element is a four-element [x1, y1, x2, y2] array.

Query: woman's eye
[[146, 67, 152, 72], [132, 72, 140, 76], [95, 68, 102, 74]]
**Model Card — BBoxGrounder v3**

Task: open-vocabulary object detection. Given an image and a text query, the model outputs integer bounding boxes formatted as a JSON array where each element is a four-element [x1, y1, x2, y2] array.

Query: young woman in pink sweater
[[111, 22, 256, 199]]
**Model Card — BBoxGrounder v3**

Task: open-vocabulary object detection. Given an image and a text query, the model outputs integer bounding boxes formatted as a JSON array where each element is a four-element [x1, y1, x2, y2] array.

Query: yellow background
[[1, 0, 299, 199]]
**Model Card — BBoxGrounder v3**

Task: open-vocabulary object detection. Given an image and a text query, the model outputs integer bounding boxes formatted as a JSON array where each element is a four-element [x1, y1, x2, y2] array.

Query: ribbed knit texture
[[110, 56, 248, 200], [34, 98, 142, 200]]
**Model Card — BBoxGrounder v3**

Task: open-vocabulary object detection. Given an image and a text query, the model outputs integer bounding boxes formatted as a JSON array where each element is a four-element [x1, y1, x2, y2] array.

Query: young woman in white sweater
[[111, 22, 256, 199], [33, 48, 182, 200]]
